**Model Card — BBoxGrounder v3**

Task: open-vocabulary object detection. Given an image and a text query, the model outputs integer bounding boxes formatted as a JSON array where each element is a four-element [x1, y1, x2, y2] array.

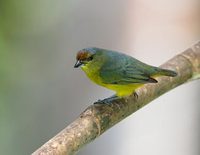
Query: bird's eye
[[87, 56, 93, 61]]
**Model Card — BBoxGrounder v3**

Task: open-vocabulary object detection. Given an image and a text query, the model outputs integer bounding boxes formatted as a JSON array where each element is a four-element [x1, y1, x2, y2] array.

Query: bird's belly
[[104, 83, 142, 97]]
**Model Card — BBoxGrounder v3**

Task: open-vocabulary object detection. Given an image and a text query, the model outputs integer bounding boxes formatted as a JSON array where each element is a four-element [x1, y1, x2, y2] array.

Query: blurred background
[[0, 0, 199, 155]]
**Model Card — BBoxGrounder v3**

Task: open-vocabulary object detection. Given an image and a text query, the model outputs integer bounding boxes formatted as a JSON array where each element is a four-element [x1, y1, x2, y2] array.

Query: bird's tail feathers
[[155, 68, 177, 77]]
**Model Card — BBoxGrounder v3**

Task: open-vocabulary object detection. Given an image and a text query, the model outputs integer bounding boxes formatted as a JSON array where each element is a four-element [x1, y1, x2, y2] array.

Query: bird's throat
[[81, 63, 103, 85]]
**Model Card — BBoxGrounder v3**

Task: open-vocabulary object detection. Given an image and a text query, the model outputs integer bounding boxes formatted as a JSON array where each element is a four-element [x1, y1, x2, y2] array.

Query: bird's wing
[[99, 55, 157, 85]]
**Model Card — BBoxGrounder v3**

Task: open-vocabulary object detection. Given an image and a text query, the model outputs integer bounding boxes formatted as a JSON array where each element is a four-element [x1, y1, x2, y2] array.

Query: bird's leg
[[94, 91, 138, 104], [133, 92, 138, 99], [94, 95, 120, 104], [108, 94, 119, 100]]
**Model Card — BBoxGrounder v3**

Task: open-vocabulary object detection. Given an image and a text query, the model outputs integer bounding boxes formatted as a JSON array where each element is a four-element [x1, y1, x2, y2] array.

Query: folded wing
[[99, 54, 157, 85]]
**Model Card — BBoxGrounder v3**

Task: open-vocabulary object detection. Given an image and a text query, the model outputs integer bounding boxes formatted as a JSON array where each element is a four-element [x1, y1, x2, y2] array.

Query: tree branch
[[32, 41, 200, 155]]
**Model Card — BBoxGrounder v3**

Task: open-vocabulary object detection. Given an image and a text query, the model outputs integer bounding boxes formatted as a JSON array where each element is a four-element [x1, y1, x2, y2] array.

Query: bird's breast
[[81, 65, 103, 85]]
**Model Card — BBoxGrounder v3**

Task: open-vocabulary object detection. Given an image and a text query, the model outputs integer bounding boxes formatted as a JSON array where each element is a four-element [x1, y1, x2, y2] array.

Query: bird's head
[[74, 48, 96, 68]]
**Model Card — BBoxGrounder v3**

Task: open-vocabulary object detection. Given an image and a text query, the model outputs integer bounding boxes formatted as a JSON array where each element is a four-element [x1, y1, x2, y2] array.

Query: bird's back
[[99, 50, 158, 84]]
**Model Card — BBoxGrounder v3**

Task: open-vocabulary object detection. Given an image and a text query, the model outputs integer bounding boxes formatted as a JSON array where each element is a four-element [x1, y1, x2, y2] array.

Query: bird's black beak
[[74, 60, 82, 68]]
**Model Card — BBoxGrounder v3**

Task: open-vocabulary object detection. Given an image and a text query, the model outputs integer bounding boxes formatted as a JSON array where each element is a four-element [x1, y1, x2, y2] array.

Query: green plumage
[[94, 48, 176, 84], [75, 47, 177, 97]]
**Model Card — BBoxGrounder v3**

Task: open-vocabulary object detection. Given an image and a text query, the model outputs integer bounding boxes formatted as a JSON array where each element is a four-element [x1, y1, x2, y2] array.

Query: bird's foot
[[94, 95, 119, 104], [133, 92, 138, 99]]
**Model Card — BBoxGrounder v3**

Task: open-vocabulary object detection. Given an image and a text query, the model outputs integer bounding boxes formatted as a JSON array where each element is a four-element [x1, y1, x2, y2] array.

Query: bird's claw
[[94, 95, 119, 104], [94, 99, 110, 104], [133, 92, 138, 99]]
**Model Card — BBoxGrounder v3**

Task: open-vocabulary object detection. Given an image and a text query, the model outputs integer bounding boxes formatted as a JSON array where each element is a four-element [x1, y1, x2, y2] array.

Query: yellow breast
[[81, 65, 102, 85]]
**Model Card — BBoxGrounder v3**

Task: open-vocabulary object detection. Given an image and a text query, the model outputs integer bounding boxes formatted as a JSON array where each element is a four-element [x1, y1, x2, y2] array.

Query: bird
[[74, 47, 177, 98]]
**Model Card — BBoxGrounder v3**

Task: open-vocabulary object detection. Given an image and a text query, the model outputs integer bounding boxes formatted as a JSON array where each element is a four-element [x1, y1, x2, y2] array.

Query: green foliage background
[[0, 1, 75, 154]]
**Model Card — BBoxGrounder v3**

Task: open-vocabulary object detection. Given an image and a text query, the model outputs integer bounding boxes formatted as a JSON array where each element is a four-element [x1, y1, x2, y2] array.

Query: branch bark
[[32, 41, 200, 155]]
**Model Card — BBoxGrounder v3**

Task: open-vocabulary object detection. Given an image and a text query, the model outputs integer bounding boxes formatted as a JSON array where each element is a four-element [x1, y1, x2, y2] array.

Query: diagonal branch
[[32, 41, 200, 155]]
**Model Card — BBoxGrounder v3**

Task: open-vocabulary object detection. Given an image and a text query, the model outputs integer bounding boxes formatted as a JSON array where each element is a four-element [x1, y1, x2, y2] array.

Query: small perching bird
[[74, 47, 177, 98]]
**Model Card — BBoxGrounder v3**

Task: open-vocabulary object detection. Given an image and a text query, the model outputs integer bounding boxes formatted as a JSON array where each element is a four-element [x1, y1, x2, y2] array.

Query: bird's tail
[[155, 68, 177, 77]]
